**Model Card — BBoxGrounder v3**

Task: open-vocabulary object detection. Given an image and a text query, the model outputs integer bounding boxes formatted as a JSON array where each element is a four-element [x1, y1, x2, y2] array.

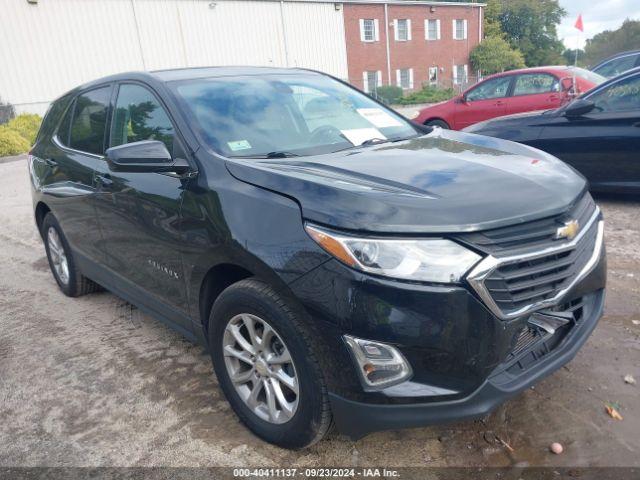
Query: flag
[[575, 14, 584, 32]]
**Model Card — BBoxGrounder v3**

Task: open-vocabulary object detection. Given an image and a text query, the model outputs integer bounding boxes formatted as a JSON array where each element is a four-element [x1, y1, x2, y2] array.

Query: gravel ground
[[1, 155, 639, 468]]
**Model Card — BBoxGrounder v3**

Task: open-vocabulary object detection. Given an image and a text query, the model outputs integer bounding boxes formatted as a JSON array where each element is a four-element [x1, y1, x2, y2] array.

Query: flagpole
[[572, 14, 583, 96], [573, 33, 578, 95]]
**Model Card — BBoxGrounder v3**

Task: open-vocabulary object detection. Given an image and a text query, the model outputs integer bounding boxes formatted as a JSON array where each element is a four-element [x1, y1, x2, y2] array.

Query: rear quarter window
[[35, 95, 73, 146], [56, 99, 74, 146]]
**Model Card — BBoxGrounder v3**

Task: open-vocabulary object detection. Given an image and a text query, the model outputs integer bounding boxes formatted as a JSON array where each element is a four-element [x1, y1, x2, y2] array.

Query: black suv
[[29, 67, 606, 449]]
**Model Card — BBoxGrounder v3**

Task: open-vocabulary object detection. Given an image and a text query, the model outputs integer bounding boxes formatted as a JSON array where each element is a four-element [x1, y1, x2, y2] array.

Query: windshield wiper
[[231, 151, 300, 159], [359, 138, 389, 147], [264, 151, 300, 158], [332, 134, 417, 154]]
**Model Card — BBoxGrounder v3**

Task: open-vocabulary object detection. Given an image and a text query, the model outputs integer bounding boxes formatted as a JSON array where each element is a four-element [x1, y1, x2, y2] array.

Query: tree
[[470, 37, 526, 75], [483, 0, 505, 39], [498, 0, 567, 66], [562, 48, 585, 67], [583, 19, 640, 66]]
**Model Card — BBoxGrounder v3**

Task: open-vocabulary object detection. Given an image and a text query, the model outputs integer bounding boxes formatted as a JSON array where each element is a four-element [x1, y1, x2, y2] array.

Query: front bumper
[[328, 288, 604, 439], [287, 216, 606, 438]]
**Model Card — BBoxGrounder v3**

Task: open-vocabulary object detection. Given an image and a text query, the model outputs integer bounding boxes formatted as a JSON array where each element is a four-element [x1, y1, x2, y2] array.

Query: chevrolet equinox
[[29, 67, 606, 449]]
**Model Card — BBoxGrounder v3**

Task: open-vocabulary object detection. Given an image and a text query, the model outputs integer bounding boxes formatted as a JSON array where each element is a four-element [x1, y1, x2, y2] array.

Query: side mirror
[[105, 140, 190, 174], [454, 95, 467, 104], [560, 77, 575, 92], [564, 99, 596, 118]]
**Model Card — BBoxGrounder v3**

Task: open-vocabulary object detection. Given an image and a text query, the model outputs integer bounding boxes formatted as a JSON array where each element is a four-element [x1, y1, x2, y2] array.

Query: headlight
[[305, 224, 481, 283]]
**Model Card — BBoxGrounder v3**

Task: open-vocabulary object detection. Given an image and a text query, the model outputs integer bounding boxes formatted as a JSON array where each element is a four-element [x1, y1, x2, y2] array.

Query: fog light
[[344, 335, 412, 390]]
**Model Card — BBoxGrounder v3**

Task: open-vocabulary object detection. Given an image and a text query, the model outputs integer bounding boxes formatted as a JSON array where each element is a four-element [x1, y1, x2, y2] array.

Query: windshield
[[170, 73, 418, 158], [568, 67, 607, 86]]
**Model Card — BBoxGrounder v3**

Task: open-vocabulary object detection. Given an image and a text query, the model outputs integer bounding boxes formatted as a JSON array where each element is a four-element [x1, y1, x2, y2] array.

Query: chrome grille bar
[[466, 207, 604, 320]]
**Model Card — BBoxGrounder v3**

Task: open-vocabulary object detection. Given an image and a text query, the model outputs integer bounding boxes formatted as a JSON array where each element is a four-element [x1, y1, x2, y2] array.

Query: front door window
[[110, 84, 175, 152], [466, 76, 511, 101]]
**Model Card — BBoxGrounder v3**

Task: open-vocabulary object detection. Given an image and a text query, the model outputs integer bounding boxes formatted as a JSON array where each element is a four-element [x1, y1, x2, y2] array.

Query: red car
[[414, 66, 606, 130]]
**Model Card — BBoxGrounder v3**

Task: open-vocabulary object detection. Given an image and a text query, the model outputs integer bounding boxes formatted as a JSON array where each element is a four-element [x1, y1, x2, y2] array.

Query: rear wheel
[[209, 279, 332, 448], [42, 213, 101, 297], [425, 119, 450, 129]]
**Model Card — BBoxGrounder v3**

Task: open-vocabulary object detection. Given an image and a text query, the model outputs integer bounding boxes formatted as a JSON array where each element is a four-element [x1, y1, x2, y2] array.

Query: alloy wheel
[[47, 227, 69, 285], [222, 313, 299, 424]]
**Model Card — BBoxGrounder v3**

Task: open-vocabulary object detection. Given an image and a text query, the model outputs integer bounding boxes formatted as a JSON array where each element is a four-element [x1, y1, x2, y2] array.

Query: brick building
[[343, 1, 483, 94]]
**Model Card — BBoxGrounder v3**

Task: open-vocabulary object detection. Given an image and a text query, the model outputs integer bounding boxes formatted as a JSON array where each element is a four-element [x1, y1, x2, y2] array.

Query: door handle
[[494, 101, 505, 106], [44, 158, 58, 167], [96, 173, 114, 188], [633, 122, 640, 128]]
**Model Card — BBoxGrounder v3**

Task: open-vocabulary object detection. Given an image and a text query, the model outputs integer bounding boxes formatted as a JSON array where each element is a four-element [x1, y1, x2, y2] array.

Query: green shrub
[[0, 126, 30, 157], [374, 85, 403, 105], [470, 36, 526, 75], [5, 113, 42, 144], [397, 86, 457, 105]]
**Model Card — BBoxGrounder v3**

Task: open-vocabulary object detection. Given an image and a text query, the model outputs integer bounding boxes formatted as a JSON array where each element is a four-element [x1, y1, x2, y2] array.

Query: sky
[[558, 0, 640, 49]]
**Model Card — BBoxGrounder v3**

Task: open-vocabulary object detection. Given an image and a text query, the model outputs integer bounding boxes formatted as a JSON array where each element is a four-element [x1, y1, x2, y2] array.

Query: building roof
[[151, 66, 314, 82], [233, 0, 484, 5]]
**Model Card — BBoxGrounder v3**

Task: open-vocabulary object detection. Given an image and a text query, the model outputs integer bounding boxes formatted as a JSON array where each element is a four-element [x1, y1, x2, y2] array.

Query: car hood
[[225, 129, 586, 234]]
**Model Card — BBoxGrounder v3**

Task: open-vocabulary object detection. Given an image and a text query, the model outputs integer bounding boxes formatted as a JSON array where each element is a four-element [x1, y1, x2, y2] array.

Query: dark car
[[29, 67, 606, 448], [591, 50, 640, 78], [464, 67, 640, 193]]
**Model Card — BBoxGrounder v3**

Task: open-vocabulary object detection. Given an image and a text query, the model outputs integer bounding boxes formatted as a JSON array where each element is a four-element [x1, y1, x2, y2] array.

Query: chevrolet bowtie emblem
[[555, 219, 580, 241]]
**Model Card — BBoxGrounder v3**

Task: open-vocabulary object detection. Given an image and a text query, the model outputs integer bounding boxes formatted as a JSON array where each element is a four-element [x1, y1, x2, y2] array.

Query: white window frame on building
[[394, 19, 412, 42], [425, 19, 441, 41], [428, 66, 439, 86], [453, 19, 468, 40], [362, 70, 383, 94], [453, 64, 469, 85], [359, 19, 380, 42], [396, 68, 414, 90]]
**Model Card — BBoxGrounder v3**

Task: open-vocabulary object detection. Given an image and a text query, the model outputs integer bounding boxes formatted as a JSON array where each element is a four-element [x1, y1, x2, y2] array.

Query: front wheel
[[425, 119, 450, 129], [209, 279, 332, 448]]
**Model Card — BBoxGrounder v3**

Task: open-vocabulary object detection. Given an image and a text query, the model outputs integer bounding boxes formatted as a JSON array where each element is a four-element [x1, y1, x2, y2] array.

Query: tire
[[42, 213, 101, 297], [426, 119, 450, 129], [209, 278, 332, 449]]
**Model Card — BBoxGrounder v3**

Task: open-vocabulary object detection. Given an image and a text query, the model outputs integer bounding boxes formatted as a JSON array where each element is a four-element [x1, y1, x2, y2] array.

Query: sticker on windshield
[[227, 140, 252, 151], [340, 128, 387, 146], [356, 108, 403, 128]]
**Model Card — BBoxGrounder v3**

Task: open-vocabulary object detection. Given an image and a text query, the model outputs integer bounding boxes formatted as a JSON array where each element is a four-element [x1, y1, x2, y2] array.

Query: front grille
[[483, 220, 599, 314], [491, 296, 588, 382], [461, 193, 596, 254], [511, 296, 585, 357], [464, 193, 602, 320]]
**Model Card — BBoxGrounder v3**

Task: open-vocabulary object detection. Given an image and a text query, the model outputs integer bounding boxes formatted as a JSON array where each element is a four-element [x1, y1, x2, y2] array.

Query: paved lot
[[1, 155, 639, 467]]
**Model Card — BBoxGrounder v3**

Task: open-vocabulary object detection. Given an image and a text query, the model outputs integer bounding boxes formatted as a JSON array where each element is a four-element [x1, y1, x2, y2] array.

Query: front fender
[[179, 166, 331, 333]]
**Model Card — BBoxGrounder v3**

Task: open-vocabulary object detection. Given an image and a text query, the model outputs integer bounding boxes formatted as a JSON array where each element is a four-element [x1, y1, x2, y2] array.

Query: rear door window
[[110, 84, 175, 152], [512, 74, 559, 96], [68, 87, 111, 155]]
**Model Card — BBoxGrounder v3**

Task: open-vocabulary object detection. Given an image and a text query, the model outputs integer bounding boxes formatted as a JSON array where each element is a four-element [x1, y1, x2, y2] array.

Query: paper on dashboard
[[340, 128, 387, 146], [356, 108, 403, 128]]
